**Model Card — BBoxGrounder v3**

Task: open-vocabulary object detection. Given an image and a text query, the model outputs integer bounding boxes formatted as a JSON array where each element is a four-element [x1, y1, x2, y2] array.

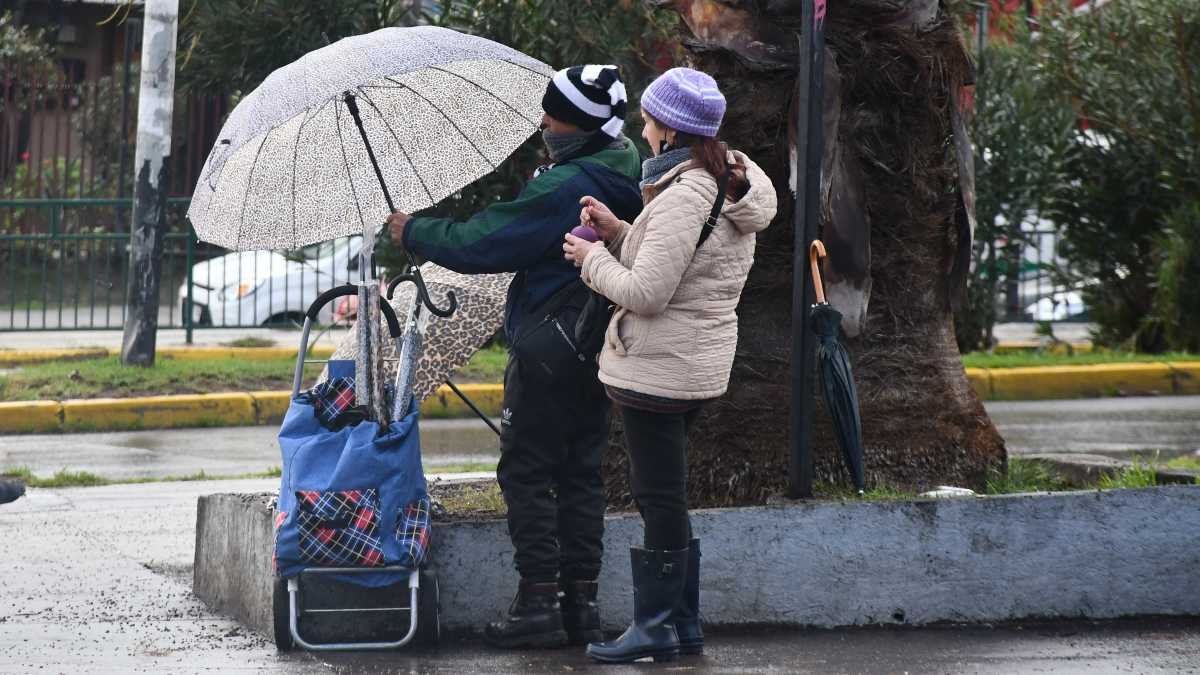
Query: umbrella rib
[[290, 100, 330, 248], [425, 65, 541, 126], [353, 87, 437, 210], [236, 131, 272, 251], [382, 75, 497, 171], [333, 101, 370, 234]]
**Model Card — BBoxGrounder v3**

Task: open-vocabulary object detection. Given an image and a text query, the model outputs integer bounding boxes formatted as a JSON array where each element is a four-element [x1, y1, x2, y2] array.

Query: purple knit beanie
[[639, 68, 726, 138]]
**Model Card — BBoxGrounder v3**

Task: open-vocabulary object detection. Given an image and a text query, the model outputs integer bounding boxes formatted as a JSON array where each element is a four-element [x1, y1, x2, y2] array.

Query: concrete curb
[[2, 363, 1197, 434], [193, 486, 1200, 636]]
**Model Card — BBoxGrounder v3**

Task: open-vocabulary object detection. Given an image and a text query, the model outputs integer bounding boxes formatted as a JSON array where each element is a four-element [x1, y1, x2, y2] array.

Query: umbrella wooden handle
[[809, 240, 828, 305]]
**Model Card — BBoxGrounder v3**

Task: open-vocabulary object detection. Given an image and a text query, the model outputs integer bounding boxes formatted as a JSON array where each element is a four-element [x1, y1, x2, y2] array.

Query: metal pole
[[121, 0, 179, 366], [185, 225, 194, 344], [788, 0, 827, 499]]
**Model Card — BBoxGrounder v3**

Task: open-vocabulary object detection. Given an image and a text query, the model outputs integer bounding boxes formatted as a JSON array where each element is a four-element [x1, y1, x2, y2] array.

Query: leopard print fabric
[[322, 265, 513, 403]]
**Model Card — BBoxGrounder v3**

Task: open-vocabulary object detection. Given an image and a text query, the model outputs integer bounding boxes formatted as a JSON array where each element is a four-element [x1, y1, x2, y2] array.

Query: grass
[[453, 344, 507, 384], [1, 465, 282, 488], [221, 337, 278, 348], [962, 350, 1200, 369], [986, 457, 1068, 495], [0, 355, 323, 400], [431, 479, 506, 519], [0, 344, 510, 400], [1098, 458, 1158, 490], [1164, 456, 1200, 472]]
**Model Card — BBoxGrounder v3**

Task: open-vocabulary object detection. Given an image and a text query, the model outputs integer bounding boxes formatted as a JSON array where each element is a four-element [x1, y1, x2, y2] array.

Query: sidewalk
[[2, 479, 1197, 673]]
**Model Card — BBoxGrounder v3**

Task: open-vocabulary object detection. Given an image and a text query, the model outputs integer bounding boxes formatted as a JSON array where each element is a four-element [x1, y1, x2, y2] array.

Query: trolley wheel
[[416, 567, 441, 646], [272, 577, 295, 651]]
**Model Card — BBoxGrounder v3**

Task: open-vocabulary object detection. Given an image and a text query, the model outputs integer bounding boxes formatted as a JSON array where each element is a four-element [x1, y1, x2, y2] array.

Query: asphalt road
[[4, 396, 1198, 481]]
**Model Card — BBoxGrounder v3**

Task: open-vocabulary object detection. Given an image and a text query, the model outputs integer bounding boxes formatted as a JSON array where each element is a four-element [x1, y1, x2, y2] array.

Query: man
[[386, 65, 642, 648]]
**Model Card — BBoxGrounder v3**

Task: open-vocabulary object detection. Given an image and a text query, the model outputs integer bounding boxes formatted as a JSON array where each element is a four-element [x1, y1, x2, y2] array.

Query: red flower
[[20, 151, 30, 162]]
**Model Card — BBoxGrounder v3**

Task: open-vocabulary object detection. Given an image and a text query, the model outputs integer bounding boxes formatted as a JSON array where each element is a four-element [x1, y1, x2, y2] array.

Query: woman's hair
[[647, 111, 749, 200]]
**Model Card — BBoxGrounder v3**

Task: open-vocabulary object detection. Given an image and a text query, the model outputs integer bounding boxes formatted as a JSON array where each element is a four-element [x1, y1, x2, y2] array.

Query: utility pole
[[121, 0, 178, 366], [788, 0, 827, 499]]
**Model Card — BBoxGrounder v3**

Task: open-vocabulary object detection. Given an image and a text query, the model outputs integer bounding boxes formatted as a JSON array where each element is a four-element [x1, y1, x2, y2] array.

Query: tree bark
[[603, 0, 1006, 508]]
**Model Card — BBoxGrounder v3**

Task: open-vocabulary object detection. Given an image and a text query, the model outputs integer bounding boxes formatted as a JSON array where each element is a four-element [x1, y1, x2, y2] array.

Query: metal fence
[[0, 197, 362, 337]]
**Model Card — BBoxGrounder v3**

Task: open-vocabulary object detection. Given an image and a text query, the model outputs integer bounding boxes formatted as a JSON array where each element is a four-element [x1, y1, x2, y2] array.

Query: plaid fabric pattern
[[296, 489, 385, 568], [395, 496, 432, 568], [303, 379, 399, 430], [309, 377, 363, 429]]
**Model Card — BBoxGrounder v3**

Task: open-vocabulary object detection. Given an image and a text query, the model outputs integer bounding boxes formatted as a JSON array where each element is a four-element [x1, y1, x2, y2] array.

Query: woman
[[562, 67, 777, 664]]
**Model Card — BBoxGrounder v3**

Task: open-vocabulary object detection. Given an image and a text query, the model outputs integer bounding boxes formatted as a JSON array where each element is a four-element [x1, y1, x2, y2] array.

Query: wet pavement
[[1, 478, 1198, 672], [6, 396, 1199, 481], [991, 395, 1200, 460], [1, 419, 501, 480]]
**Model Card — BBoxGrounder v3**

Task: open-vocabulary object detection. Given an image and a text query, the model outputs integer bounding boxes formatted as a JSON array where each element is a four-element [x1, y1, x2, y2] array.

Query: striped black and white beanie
[[541, 65, 628, 139]]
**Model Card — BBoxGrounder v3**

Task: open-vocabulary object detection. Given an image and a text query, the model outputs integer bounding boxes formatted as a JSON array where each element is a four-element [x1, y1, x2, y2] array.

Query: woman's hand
[[563, 232, 599, 268], [387, 211, 412, 243], [579, 196, 622, 242]]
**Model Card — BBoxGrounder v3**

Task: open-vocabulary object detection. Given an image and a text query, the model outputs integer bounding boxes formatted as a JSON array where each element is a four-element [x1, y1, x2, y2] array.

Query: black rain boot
[[483, 580, 568, 649], [585, 547, 688, 664], [673, 537, 703, 655], [560, 579, 603, 645]]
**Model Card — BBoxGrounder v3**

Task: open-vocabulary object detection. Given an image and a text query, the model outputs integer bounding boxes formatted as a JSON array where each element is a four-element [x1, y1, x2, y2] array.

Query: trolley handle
[[305, 284, 402, 338], [387, 268, 458, 318]]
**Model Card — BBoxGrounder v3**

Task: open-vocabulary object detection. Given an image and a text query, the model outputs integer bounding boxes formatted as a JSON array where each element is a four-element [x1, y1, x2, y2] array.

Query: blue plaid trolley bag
[[271, 274, 456, 651]]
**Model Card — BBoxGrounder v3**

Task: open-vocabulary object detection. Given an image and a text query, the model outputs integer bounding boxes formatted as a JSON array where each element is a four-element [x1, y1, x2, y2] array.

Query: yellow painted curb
[[421, 383, 504, 420], [161, 346, 336, 361], [1168, 362, 1200, 395], [989, 363, 1176, 401], [964, 368, 991, 400], [0, 401, 62, 433], [62, 393, 257, 431], [250, 390, 293, 425], [0, 348, 109, 365]]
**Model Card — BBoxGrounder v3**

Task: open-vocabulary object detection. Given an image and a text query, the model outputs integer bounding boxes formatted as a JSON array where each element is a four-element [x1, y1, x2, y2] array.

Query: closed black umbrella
[[809, 241, 865, 493]]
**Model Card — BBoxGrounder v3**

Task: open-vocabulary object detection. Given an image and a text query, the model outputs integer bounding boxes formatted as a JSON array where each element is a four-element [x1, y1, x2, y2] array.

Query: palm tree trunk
[[603, 0, 1006, 508]]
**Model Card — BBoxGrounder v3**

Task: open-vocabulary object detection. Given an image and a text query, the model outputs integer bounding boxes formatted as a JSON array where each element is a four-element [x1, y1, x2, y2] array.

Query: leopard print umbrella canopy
[[187, 26, 552, 250], [324, 265, 513, 403]]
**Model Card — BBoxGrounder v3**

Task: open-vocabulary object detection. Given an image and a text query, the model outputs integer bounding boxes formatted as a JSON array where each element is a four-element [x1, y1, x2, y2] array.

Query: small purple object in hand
[[570, 225, 599, 242]]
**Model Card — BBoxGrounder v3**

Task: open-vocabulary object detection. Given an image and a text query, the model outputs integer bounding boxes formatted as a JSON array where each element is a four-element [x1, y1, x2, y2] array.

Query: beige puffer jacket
[[580, 150, 777, 400]]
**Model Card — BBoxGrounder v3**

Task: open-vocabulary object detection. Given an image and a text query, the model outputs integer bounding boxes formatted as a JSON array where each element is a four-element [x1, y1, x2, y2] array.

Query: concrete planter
[[194, 486, 1200, 636]]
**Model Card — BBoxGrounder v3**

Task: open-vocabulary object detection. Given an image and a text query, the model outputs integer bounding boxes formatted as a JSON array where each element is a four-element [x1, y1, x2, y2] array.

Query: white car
[[179, 237, 363, 326], [1025, 290, 1087, 322]]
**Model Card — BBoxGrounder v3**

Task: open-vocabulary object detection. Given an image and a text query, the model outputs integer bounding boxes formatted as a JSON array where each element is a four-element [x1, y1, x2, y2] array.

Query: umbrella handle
[[386, 267, 459, 318], [809, 240, 828, 305]]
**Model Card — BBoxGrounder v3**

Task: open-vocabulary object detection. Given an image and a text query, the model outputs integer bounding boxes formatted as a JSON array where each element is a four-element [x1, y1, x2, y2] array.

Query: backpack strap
[[696, 170, 731, 250]]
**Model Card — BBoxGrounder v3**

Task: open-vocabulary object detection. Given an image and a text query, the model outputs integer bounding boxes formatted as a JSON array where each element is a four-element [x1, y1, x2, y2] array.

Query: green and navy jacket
[[401, 139, 643, 339]]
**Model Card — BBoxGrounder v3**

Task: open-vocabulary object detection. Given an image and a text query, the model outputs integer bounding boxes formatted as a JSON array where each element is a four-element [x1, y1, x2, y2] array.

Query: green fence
[[0, 198, 360, 340]]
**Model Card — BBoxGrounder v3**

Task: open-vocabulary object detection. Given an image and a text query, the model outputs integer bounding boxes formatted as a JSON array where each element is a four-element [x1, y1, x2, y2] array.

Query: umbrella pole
[[788, 0, 828, 499]]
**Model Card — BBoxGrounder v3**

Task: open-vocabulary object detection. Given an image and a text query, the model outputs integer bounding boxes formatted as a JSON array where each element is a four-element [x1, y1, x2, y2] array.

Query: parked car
[[179, 237, 362, 327], [1024, 290, 1087, 322]]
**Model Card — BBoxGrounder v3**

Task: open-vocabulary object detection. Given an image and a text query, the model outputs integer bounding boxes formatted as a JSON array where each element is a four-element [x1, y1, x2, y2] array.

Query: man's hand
[[563, 232, 599, 268], [387, 211, 412, 243]]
